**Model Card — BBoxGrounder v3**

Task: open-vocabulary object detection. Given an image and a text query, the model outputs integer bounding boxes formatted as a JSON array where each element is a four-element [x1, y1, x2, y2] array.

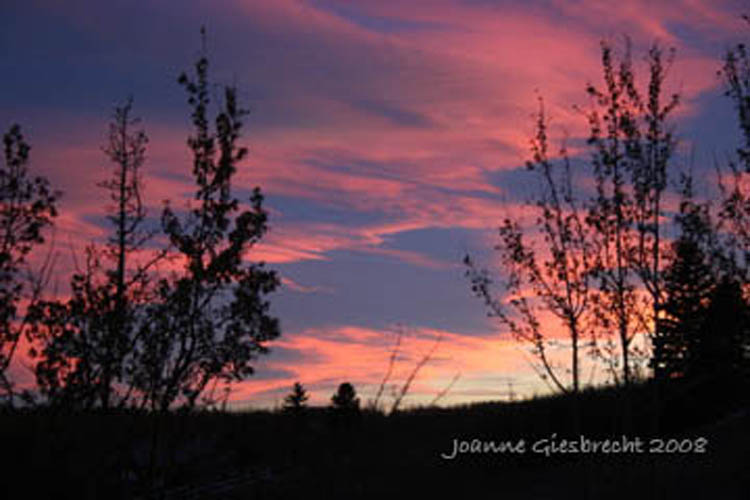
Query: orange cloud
[[6, 0, 746, 409], [230, 324, 534, 407]]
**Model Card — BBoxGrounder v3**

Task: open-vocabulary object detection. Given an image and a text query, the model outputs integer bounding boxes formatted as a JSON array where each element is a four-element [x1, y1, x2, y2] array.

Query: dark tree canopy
[[30, 100, 158, 410], [134, 39, 280, 412], [26, 32, 280, 413], [0, 125, 59, 407], [653, 237, 714, 379], [697, 277, 750, 380]]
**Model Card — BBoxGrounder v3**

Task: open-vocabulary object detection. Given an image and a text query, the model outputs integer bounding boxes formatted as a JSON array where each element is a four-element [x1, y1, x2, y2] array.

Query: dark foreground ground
[[2, 379, 748, 499]]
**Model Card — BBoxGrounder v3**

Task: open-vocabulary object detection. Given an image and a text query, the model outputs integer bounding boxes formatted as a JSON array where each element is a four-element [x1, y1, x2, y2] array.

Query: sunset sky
[[2, 0, 749, 408]]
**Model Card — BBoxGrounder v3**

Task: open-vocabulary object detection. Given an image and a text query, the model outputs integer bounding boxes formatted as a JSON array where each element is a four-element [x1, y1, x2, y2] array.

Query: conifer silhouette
[[653, 237, 714, 379], [283, 381, 309, 414]]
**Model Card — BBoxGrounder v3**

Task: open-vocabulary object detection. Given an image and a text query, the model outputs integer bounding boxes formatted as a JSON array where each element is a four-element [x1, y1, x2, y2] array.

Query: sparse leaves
[[30, 99, 158, 410], [133, 42, 279, 412], [467, 40, 679, 392], [0, 124, 59, 407], [467, 98, 593, 394]]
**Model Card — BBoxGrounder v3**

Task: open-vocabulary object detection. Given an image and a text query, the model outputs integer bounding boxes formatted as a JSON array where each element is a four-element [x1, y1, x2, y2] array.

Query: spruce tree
[[652, 186, 718, 381], [697, 277, 749, 381], [653, 237, 714, 379], [283, 382, 309, 414]]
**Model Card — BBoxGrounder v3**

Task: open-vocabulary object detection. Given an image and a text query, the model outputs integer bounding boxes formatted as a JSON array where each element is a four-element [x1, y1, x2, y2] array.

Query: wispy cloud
[[3, 0, 747, 406]]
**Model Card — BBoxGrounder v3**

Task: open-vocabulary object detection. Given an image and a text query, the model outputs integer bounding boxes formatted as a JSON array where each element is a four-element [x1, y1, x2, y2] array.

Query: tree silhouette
[[30, 99, 162, 410], [371, 326, 445, 412], [331, 382, 360, 412], [653, 240, 711, 379], [653, 228, 712, 379], [695, 277, 749, 381], [717, 30, 750, 282], [135, 33, 280, 411], [584, 41, 679, 385], [466, 41, 678, 392], [706, 17, 750, 389], [466, 98, 594, 394], [652, 178, 718, 380], [0, 125, 59, 407], [283, 381, 309, 414], [722, 38, 750, 172], [98, 98, 157, 409]]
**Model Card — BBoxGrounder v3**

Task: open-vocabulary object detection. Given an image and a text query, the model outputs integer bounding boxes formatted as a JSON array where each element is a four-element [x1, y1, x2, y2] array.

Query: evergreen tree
[[696, 277, 749, 381], [652, 185, 716, 380], [283, 381, 309, 414], [653, 238, 713, 379]]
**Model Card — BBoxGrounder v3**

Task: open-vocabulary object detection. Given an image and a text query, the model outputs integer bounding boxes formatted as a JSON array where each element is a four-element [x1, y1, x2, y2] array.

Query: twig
[[429, 372, 460, 407], [372, 326, 402, 411], [391, 333, 442, 413]]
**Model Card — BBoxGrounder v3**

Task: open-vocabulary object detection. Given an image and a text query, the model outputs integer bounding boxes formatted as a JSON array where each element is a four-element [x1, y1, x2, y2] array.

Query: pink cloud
[[280, 276, 334, 294], [231, 323, 534, 407], [7, 0, 748, 408], [29, 0, 734, 272]]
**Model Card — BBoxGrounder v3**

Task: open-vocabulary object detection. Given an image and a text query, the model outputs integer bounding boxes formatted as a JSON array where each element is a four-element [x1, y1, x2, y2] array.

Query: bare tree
[[466, 40, 680, 392], [716, 28, 750, 280], [429, 372, 461, 407], [466, 98, 595, 394], [583, 41, 679, 385], [98, 98, 158, 409], [371, 326, 402, 411]]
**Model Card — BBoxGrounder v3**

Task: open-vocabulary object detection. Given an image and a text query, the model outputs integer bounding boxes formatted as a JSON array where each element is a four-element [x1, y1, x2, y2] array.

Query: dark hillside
[[2, 379, 747, 499]]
